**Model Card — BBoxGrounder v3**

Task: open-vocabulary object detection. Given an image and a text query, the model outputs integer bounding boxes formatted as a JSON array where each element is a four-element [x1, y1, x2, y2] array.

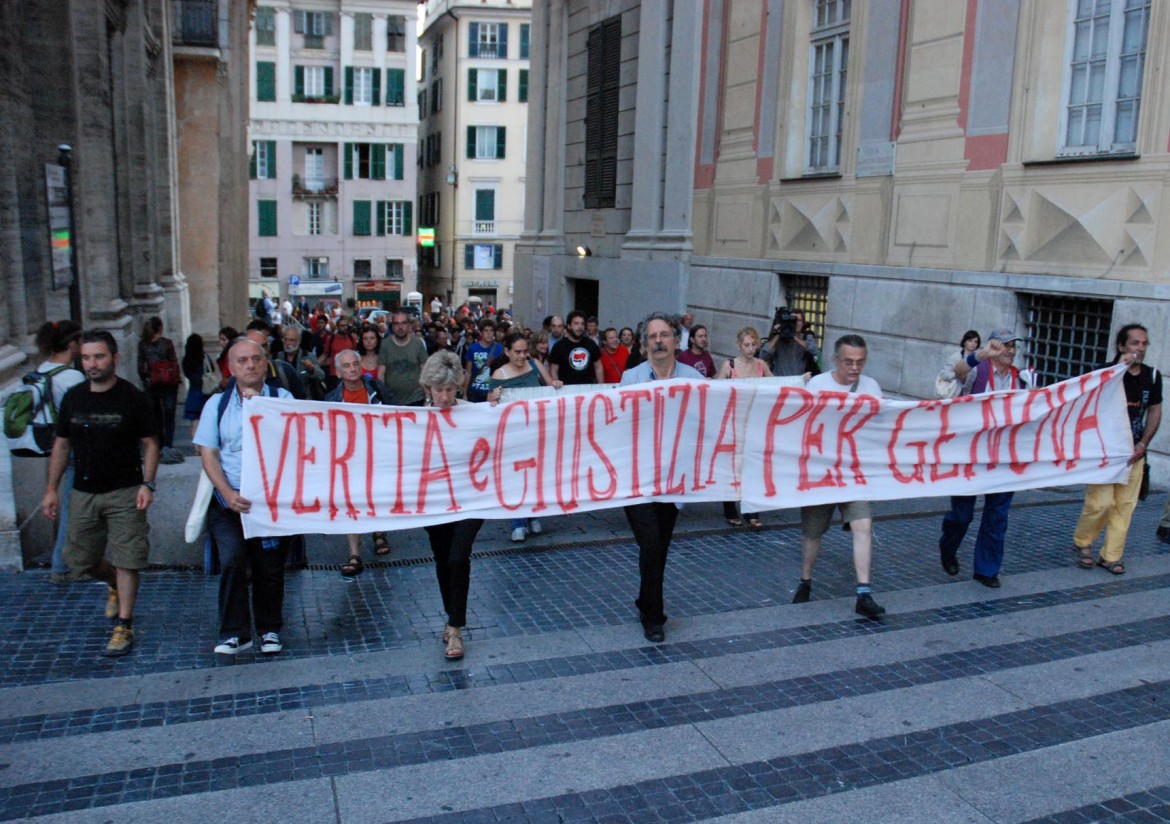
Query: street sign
[[289, 274, 301, 286]]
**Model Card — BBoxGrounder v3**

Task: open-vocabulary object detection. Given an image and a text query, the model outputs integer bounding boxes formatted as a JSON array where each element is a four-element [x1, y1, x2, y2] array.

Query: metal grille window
[[387, 16, 406, 53], [807, 0, 850, 173], [354, 259, 371, 280], [1023, 293, 1114, 386], [783, 274, 829, 349], [174, 0, 218, 47], [1061, 0, 1150, 155], [386, 259, 404, 280], [254, 7, 275, 47], [259, 257, 278, 278]]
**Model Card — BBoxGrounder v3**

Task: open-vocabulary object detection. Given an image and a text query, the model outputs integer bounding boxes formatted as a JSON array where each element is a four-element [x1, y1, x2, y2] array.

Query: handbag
[[185, 469, 215, 543], [200, 353, 220, 395], [149, 358, 181, 387], [1139, 461, 1151, 502]]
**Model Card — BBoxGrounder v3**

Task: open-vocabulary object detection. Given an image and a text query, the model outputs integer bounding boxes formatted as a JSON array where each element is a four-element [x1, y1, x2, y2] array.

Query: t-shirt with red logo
[[549, 335, 602, 385]]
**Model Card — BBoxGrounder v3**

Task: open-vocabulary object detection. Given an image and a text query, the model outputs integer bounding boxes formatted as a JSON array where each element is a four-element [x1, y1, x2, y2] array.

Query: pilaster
[[624, 0, 667, 248]]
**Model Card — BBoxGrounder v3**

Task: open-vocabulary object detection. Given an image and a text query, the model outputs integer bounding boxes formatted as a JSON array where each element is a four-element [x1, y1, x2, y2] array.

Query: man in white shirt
[[792, 334, 886, 619]]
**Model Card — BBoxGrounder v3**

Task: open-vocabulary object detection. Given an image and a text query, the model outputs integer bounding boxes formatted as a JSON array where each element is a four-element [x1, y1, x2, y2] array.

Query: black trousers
[[623, 502, 679, 626], [208, 501, 286, 639], [423, 519, 483, 628]]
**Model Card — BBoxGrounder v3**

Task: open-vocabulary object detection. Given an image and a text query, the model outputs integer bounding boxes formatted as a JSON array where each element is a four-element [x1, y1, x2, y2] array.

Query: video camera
[[770, 306, 798, 340]]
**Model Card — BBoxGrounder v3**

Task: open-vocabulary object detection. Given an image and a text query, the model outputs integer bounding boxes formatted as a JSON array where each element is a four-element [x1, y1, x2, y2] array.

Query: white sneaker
[[214, 637, 252, 655], [528, 519, 543, 535], [259, 632, 283, 654], [510, 526, 527, 542]]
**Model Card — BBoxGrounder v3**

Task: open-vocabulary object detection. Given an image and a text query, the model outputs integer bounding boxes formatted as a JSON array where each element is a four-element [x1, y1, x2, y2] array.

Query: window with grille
[[255, 7, 275, 46], [1061, 0, 1150, 155], [807, 0, 850, 173], [305, 256, 329, 278], [353, 13, 372, 52], [475, 23, 501, 58], [584, 16, 621, 209], [387, 16, 406, 52], [431, 35, 443, 76], [354, 259, 372, 280], [1023, 294, 1114, 386], [386, 259, 404, 280], [259, 257, 278, 278], [783, 274, 829, 350]]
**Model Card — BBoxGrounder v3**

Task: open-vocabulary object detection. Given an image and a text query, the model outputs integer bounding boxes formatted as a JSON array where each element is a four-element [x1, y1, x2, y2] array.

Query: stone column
[[659, 1, 701, 250], [404, 13, 418, 110], [373, 13, 387, 68], [340, 11, 354, 70], [520, 0, 550, 237], [538, 0, 566, 242], [624, 0, 668, 250]]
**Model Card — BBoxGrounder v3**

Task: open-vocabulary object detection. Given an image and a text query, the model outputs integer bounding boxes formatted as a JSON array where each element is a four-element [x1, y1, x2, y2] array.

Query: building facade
[[517, 0, 1170, 473], [248, 0, 420, 312], [0, 0, 191, 569], [417, 0, 532, 312]]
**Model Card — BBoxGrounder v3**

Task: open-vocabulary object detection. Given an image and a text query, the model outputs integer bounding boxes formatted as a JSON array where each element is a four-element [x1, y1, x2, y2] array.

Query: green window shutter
[[344, 66, 354, 104], [386, 68, 404, 106], [499, 24, 508, 58], [371, 143, 386, 180], [324, 66, 334, 97], [249, 143, 257, 179], [466, 126, 476, 159], [353, 200, 371, 236], [293, 65, 304, 98], [468, 23, 479, 57], [267, 141, 277, 177], [393, 143, 404, 180], [493, 244, 503, 269], [468, 68, 477, 101], [464, 244, 474, 269], [257, 62, 276, 101], [376, 201, 386, 236], [498, 69, 507, 102], [475, 189, 495, 221], [519, 69, 528, 103], [258, 200, 277, 236], [343, 143, 353, 179], [402, 201, 412, 235], [371, 68, 380, 105], [520, 24, 530, 59], [496, 127, 506, 159]]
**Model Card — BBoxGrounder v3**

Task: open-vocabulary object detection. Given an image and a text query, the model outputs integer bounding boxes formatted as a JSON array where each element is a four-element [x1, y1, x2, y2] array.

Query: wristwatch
[[141, 481, 157, 492]]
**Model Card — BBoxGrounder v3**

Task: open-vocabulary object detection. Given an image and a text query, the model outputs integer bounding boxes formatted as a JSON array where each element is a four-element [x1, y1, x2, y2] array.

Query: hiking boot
[[854, 593, 886, 619], [104, 587, 119, 619], [102, 623, 134, 657]]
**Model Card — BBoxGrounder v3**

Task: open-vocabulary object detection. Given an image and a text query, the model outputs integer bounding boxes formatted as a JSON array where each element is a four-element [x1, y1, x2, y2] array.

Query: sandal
[[1096, 559, 1125, 575], [373, 532, 391, 556], [747, 518, 764, 529], [725, 517, 743, 528], [340, 556, 364, 578], [1074, 545, 1095, 569], [442, 626, 464, 660]]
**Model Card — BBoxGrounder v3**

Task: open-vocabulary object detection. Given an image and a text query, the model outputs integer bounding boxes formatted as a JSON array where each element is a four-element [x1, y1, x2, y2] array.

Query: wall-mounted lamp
[[576, 245, 592, 257], [446, 164, 458, 186]]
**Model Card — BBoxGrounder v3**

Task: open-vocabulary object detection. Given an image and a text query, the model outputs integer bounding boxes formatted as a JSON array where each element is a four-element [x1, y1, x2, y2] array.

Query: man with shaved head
[[195, 336, 294, 656]]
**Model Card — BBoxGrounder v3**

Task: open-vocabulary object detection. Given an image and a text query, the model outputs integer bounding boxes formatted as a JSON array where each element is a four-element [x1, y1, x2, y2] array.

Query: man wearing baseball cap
[[938, 327, 1029, 588]]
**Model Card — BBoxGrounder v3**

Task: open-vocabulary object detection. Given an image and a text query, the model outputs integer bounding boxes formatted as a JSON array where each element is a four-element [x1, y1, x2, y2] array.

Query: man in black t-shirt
[[1072, 324, 1161, 574], [42, 331, 159, 658], [548, 310, 604, 385]]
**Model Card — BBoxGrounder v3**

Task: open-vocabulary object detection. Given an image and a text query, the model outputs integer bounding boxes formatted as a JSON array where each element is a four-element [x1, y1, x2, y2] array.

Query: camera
[[771, 306, 798, 340]]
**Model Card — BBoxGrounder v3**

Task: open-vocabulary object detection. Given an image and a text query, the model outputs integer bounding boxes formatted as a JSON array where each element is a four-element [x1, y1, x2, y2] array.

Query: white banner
[[239, 365, 1133, 537]]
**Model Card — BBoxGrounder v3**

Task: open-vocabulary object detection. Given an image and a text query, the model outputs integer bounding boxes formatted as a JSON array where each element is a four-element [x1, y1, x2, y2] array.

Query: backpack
[[4, 365, 69, 457]]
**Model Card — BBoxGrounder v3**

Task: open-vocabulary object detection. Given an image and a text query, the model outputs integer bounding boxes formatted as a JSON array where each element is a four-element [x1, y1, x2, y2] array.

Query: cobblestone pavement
[[1, 494, 1168, 821]]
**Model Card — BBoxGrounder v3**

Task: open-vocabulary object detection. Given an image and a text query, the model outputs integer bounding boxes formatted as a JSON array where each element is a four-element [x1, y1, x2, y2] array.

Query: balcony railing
[[172, 0, 217, 47], [473, 220, 495, 236], [291, 175, 339, 199]]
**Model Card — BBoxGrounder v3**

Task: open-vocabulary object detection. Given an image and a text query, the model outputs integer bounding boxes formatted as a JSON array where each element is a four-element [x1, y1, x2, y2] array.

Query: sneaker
[[259, 632, 283, 654], [510, 526, 527, 542], [1157, 525, 1170, 545], [104, 587, 119, 619], [213, 637, 253, 655], [528, 519, 543, 535], [855, 593, 886, 619], [792, 580, 812, 604], [102, 623, 134, 657]]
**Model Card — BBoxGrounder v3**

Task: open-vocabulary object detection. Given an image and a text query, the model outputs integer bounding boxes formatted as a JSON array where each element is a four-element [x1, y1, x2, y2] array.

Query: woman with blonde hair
[[717, 326, 773, 528], [419, 350, 481, 660]]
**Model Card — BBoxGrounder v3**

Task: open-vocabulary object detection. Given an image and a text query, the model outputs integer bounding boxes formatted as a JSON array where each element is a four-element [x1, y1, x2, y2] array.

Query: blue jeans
[[51, 465, 74, 574], [939, 493, 1014, 578]]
